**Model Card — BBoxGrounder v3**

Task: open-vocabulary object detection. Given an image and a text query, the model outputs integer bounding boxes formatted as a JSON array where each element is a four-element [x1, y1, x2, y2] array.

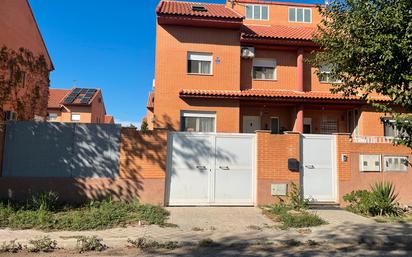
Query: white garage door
[[167, 133, 255, 206]]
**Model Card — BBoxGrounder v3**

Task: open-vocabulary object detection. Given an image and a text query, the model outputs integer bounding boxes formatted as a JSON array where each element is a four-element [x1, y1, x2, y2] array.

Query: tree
[[140, 118, 148, 133], [0, 46, 50, 121], [313, 0, 412, 146]]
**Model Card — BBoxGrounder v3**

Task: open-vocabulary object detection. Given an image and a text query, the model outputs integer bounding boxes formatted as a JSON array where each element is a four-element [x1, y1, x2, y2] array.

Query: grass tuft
[[26, 236, 57, 252], [263, 204, 326, 229], [76, 236, 107, 253], [0, 239, 23, 253], [127, 238, 179, 250]]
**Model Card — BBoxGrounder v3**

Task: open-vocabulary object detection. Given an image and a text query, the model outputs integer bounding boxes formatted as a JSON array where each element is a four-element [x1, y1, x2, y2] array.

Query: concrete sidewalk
[[0, 207, 410, 254]]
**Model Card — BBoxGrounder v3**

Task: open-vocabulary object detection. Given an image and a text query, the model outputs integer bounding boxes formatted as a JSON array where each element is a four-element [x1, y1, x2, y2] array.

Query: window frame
[[252, 58, 277, 81], [71, 113, 81, 122], [318, 65, 342, 84], [288, 7, 312, 23], [180, 111, 216, 133], [48, 113, 58, 121], [245, 4, 269, 21], [187, 52, 213, 76]]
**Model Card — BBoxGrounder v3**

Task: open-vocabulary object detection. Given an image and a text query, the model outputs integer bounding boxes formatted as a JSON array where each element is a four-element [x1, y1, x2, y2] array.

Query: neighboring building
[[0, 0, 53, 121], [147, 0, 394, 138], [48, 88, 114, 124]]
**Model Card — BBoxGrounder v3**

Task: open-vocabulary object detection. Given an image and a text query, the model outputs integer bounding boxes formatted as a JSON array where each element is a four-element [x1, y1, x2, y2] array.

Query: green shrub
[[343, 190, 373, 215], [26, 236, 57, 252], [29, 191, 59, 211], [288, 182, 309, 210], [76, 236, 107, 253], [343, 182, 402, 217]]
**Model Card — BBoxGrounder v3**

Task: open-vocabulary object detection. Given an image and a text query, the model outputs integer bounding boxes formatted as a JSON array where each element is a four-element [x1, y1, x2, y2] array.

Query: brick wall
[[336, 134, 412, 205], [256, 131, 300, 205]]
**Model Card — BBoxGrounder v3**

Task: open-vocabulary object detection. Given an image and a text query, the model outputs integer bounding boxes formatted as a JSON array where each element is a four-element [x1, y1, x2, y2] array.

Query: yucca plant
[[369, 182, 400, 216]]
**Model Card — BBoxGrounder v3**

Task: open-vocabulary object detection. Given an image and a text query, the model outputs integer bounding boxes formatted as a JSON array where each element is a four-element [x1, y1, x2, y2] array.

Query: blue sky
[[29, 0, 322, 127]]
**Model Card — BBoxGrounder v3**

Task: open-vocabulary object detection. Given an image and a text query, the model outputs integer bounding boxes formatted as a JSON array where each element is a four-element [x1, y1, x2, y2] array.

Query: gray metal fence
[[2, 121, 121, 178]]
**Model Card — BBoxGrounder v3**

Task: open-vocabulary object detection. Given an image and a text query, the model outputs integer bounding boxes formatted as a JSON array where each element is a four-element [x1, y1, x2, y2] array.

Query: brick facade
[[336, 134, 412, 205], [256, 131, 300, 205]]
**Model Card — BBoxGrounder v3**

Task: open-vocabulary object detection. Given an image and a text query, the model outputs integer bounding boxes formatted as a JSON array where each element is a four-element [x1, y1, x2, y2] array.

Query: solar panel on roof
[[63, 97, 75, 104], [62, 88, 97, 105], [80, 97, 91, 104]]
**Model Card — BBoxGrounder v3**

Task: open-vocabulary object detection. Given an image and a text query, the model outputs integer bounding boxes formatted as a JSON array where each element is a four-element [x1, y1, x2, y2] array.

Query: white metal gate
[[167, 133, 255, 206], [301, 134, 337, 202]]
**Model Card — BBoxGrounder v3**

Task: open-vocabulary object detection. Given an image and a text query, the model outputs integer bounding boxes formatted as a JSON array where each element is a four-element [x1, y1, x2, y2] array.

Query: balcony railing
[[352, 136, 394, 144]]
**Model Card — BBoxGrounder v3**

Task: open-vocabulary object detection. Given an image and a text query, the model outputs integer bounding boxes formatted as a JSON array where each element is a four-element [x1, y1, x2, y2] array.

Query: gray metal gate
[[2, 121, 121, 178]]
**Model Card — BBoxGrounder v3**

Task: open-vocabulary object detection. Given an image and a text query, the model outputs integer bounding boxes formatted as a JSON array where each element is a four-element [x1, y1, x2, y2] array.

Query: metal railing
[[352, 136, 394, 144]]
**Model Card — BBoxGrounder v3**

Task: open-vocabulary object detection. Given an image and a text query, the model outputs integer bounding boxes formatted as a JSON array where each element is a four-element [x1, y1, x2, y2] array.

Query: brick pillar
[[297, 48, 304, 92], [293, 105, 304, 133]]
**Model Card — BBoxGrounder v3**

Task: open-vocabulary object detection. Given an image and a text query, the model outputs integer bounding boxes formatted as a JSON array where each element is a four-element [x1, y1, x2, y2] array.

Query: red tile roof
[[180, 89, 390, 101], [48, 89, 70, 108], [241, 24, 316, 41], [156, 1, 243, 19]]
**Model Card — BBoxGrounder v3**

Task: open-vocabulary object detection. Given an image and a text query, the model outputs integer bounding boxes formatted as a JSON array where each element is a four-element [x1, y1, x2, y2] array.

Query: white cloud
[[116, 119, 141, 128]]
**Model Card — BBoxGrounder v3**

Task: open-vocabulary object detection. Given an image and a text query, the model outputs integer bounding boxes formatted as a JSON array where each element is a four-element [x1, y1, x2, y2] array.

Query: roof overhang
[[179, 89, 389, 105], [241, 37, 318, 47], [158, 15, 243, 29]]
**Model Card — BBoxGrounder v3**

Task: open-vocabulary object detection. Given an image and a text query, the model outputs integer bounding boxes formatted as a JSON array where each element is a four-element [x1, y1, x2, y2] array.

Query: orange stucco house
[[147, 0, 394, 137], [141, 0, 412, 206], [48, 88, 114, 124]]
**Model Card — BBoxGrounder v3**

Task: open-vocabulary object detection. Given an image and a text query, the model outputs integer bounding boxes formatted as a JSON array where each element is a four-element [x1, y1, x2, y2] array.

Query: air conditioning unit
[[241, 47, 255, 59]]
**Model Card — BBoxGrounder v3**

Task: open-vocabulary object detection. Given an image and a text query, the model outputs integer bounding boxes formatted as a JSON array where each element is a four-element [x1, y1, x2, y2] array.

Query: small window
[[48, 113, 58, 121], [3, 111, 17, 121], [382, 118, 407, 138], [187, 52, 212, 75], [270, 117, 280, 134], [384, 156, 408, 172], [253, 59, 276, 80], [319, 66, 341, 83], [181, 111, 216, 132], [71, 114, 81, 122], [320, 119, 338, 134], [288, 7, 311, 23], [303, 118, 312, 134], [245, 4, 269, 20]]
